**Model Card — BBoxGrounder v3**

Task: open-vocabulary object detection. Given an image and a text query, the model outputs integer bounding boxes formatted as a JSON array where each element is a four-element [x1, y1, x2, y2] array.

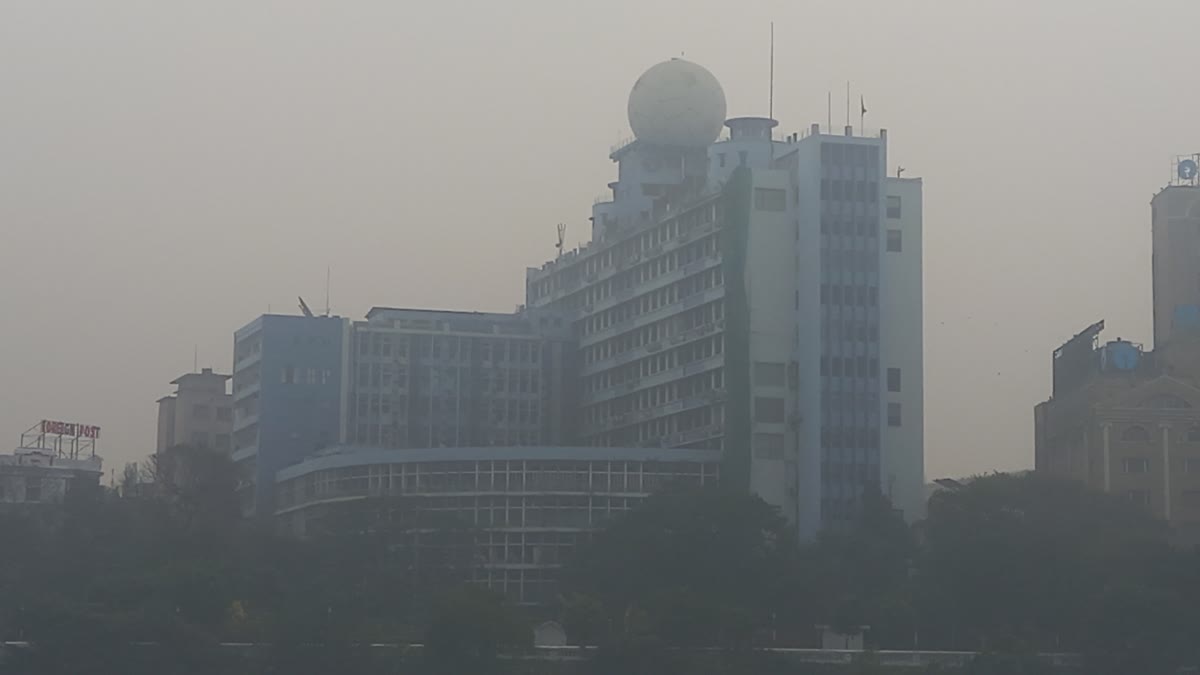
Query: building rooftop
[[276, 445, 723, 482]]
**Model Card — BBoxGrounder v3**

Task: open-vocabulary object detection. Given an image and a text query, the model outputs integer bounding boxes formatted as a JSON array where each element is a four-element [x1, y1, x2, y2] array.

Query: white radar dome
[[627, 58, 726, 147]]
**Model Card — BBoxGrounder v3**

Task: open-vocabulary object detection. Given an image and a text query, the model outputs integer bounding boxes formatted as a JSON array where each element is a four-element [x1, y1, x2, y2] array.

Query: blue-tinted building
[[232, 314, 348, 517]]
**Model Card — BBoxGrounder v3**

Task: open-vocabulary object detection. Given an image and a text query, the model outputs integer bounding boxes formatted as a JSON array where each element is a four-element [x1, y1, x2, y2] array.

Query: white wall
[[880, 177, 925, 521], [745, 170, 800, 523]]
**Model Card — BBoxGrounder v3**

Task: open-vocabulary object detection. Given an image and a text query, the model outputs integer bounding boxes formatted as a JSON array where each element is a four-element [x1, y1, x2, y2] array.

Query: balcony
[[582, 320, 724, 377], [581, 286, 725, 348], [581, 353, 724, 407]]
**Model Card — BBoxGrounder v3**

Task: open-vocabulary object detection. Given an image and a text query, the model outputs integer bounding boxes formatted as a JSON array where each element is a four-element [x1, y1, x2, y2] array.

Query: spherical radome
[[627, 59, 726, 147]]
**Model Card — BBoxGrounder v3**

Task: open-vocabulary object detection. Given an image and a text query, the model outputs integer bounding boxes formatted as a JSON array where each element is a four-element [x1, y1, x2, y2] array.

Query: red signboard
[[41, 419, 101, 439]]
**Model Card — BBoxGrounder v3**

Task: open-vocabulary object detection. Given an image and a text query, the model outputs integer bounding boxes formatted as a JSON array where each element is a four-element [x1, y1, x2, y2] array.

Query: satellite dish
[[1179, 158, 1197, 180]]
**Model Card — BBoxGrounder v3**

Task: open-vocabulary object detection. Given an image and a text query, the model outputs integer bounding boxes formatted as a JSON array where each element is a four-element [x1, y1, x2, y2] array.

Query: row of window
[[1122, 456, 1200, 473], [1118, 426, 1200, 443], [354, 363, 543, 395], [583, 369, 724, 429], [190, 431, 232, 451], [191, 404, 233, 422], [821, 142, 881, 168], [584, 301, 724, 366], [356, 333, 543, 363], [822, 318, 881, 345], [280, 366, 334, 385], [579, 266, 724, 339], [820, 179, 880, 203], [585, 335, 724, 395], [817, 361, 903, 395], [821, 284, 879, 308], [528, 201, 720, 302], [820, 215, 881, 237], [821, 427, 882, 450], [285, 467, 715, 505], [578, 233, 722, 308]]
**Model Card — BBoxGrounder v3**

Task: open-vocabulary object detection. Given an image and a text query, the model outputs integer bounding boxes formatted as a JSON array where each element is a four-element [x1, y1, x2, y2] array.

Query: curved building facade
[[274, 446, 721, 604]]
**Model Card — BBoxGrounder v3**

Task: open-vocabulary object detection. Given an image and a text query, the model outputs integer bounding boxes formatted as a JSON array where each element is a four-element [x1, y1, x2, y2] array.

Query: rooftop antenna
[[298, 296, 314, 318], [324, 266, 331, 317], [555, 223, 567, 258], [193, 345, 198, 372], [845, 82, 851, 128], [897, 166, 906, 178], [768, 22, 775, 120]]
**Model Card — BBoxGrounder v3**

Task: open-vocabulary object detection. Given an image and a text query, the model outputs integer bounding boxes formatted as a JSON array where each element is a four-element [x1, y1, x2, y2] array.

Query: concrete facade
[[1152, 186, 1200, 350], [274, 445, 721, 604], [156, 368, 232, 454], [1036, 325, 1200, 543], [526, 116, 925, 537], [344, 307, 574, 450], [0, 447, 103, 508]]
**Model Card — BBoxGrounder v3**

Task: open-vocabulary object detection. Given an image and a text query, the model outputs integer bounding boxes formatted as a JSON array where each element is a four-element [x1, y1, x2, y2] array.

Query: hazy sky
[[1, 0, 1191, 480]]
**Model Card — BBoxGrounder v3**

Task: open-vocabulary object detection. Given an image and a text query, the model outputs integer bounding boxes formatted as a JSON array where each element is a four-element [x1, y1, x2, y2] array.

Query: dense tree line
[[2, 448, 1198, 674]]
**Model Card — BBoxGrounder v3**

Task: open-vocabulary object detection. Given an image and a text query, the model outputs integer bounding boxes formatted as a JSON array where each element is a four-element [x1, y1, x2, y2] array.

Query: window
[[24, 479, 41, 503], [718, 153, 726, 168], [1143, 395, 1191, 409], [216, 407, 232, 422], [192, 404, 210, 419], [755, 362, 787, 387], [753, 433, 786, 459], [1122, 457, 1150, 474], [191, 431, 210, 448], [215, 434, 232, 451], [738, 150, 748, 166], [886, 195, 902, 218], [754, 188, 787, 212], [1121, 425, 1150, 442], [887, 402, 902, 427], [886, 229, 903, 252], [754, 397, 786, 424], [1127, 490, 1150, 506], [1186, 457, 1200, 473], [887, 367, 901, 393]]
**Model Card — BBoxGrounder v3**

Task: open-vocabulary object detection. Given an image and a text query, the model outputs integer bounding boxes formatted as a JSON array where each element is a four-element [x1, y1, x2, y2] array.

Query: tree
[[424, 586, 530, 674], [917, 472, 1170, 651], [148, 444, 241, 534], [565, 488, 798, 648]]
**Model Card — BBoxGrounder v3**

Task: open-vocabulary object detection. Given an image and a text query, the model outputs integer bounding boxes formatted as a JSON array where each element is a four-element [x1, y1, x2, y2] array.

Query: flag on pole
[[861, 96, 867, 116]]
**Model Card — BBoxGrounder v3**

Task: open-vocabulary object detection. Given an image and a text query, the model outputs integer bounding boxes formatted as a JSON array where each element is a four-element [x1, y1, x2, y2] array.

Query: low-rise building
[[0, 448, 102, 507], [273, 445, 720, 604], [1035, 321, 1200, 543]]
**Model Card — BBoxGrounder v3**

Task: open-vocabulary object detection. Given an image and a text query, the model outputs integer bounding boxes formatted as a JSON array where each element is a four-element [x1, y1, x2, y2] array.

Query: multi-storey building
[[232, 314, 349, 517], [1152, 181, 1200, 349], [273, 445, 720, 604], [1035, 322, 1200, 543], [344, 307, 573, 449], [526, 58, 924, 537], [155, 368, 232, 454], [233, 308, 573, 516], [1037, 168, 1200, 543]]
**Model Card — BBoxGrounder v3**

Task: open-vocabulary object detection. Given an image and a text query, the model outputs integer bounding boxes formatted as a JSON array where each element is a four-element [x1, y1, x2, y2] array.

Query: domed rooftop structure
[[627, 58, 726, 148]]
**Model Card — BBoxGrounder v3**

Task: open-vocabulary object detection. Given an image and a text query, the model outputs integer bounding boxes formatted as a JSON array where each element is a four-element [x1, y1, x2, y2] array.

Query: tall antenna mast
[[555, 223, 567, 258], [768, 22, 775, 120], [324, 266, 331, 317], [845, 82, 851, 127]]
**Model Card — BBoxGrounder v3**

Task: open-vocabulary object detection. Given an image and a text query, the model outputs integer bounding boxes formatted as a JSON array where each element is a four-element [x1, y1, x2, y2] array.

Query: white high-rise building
[[526, 59, 924, 536]]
